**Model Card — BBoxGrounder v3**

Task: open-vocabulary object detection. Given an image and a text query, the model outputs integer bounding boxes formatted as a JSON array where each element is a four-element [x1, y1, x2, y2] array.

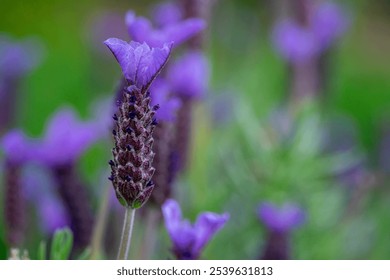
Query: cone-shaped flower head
[[167, 51, 209, 99], [257, 202, 306, 233], [105, 38, 172, 209], [126, 11, 205, 48], [273, 2, 349, 63], [162, 199, 229, 259], [30, 107, 100, 166]]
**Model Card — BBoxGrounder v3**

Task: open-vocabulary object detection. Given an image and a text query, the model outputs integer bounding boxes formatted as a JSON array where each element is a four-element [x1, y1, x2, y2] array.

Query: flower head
[[126, 11, 205, 48], [167, 51, 209, 99], [162, 199, 229, 259], [257, 202, 305, 233], [106, 40, 171, 209], [104, 38, 172, 90]]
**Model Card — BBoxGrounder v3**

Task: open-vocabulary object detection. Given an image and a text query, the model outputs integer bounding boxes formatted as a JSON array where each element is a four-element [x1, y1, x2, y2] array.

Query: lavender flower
[[0, 35, 43, 132], [125, 10, 205, 48], [22, 164, 70, 235], [168, 51, 209, 99], [104, 38, 172, 209], [1, 130, 30, 247], [162, 199, 229, 259], [257, 202, 305, 260], [32, 108, 100, 166], [167, 51, 209, 172], [273, 2, 349, 63], [27, 108, 99, 250]]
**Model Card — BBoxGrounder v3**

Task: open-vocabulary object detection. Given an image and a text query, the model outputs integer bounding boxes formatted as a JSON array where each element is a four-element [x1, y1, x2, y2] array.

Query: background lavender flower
[[125, 10, 205, 48], [257, 202, 305, 260], [168, 51, 209, 99], [0, 35, 43, 133], [1, 130, 30, 247], [22, 164, 70, 235], [272, 1, 349, 63], [258, 202, 305, 233], [31, 107, 100, 166], [104, 38, 172, 209], [25, 107, 99, 250], [162, 199, 229, 260]]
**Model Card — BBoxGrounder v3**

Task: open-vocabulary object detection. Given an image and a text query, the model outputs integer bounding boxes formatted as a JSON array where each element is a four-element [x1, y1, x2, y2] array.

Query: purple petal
[[126, 11, 206, 48], [168, 51, 209, 99], [150, 78, 181, 122], [257, 202, 306, 232], [162, 199, 196, 251], [104, 38, 172, 89], [162, 19, 206, 48], [192, 212, 229, 256], [152, 2, 183, 27], [31, 107, 100, 166]]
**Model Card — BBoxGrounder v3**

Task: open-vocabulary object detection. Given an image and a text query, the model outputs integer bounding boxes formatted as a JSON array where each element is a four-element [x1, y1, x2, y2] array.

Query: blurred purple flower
[[125, 10, 205, 48], [162, 199, 229, 260], [150, 78, 181, 122], [257, 202, 305, 233], [30, 107, 100, 166], [1, 130, 31, 164], [104, 38, 172, 90], [0, 35, 43, 80], [273, 2, 349, 62], [22, 164, 70, 234], [152, 2, 183, 27], [167, 51, 209, 99]]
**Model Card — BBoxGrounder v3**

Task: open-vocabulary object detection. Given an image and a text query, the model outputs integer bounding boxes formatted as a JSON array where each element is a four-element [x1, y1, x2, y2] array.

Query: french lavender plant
[[125, 2, 208, 174], [1, 130, 30, 248], [104, 38, 172, 259], [257, 202, 305, 260], [0, 35, 43, 133], [272, 1, 349, 100], [162, 199, 229, 260], [28, 108, 100, 251]]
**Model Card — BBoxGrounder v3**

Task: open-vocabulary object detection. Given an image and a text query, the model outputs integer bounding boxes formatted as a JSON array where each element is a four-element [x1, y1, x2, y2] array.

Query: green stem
[[139, 207, 160, 259], [90, 183, 110, 259], [117, 207, 136, 260]]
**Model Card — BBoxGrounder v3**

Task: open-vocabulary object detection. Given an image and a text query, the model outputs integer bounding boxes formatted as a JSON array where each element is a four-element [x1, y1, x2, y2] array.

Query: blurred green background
[[1, 0, 390, 259]]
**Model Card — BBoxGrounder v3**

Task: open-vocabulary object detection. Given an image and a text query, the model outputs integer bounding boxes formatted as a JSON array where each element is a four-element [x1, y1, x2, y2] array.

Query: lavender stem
[[117, 207, 136, 260], [90, 183, 111, 259], [140, 208, 160, 259]]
